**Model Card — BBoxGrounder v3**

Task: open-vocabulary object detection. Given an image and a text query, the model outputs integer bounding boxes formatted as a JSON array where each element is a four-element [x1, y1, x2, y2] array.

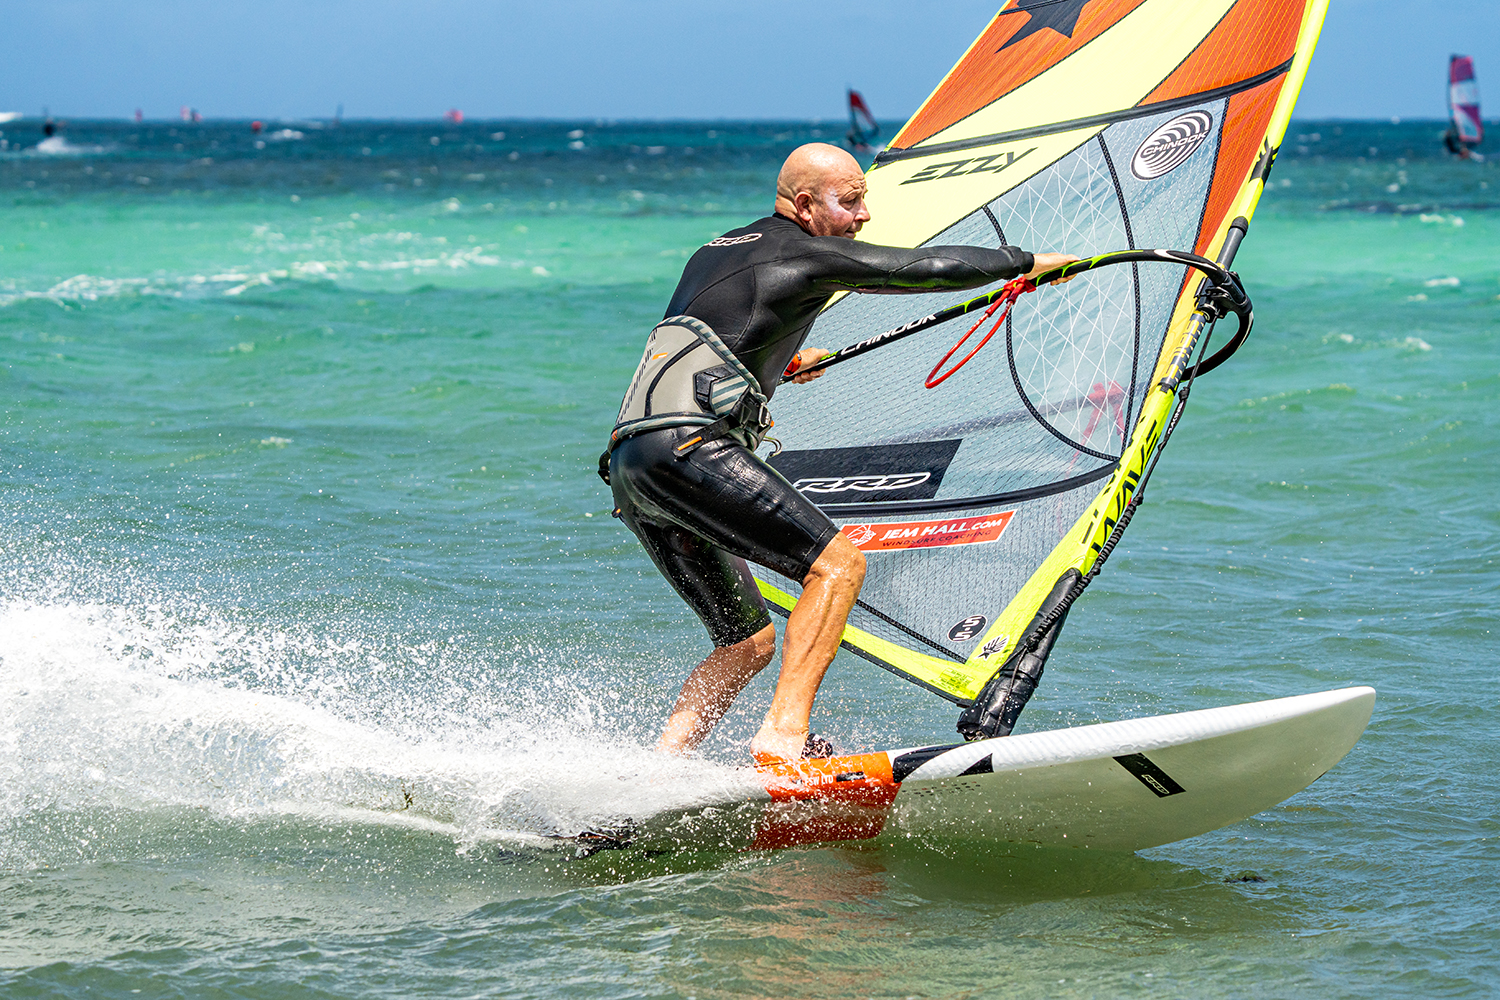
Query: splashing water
[[0, 593, 756, 870]]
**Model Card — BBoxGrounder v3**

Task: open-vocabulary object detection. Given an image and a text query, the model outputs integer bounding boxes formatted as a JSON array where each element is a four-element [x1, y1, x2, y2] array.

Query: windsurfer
[[604, 142, 1077, 762], [1444, 127, 1474, 160]]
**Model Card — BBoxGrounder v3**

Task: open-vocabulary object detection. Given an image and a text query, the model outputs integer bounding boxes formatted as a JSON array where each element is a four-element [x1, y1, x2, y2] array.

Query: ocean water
[[1, 119, 1497, 998]]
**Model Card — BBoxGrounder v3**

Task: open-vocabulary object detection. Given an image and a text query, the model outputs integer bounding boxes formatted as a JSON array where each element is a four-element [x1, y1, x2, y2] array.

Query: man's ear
[[793, 190, 815, 222]]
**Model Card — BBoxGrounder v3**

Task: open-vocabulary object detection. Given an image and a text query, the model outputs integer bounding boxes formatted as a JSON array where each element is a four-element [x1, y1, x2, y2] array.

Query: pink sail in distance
[[1450, 55, 1483, 145]]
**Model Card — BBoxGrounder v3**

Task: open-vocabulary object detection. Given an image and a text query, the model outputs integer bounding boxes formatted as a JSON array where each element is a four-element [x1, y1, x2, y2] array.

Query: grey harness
[[609, 315, 774, 457]]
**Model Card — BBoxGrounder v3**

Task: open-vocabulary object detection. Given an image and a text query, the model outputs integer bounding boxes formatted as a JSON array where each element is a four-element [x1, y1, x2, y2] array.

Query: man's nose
[[855, 200, 871, 222]]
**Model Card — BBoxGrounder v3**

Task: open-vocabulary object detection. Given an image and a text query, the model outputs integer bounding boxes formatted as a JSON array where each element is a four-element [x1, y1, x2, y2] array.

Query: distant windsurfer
[[603, 143, 1077, 763], [1445, 55, 1484, 162], [1443, 126, 1474, 160], [845, 89, 880, 154]]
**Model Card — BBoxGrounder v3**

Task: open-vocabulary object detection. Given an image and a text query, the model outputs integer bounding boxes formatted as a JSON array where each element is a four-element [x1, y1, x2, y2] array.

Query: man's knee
[[723, 623, 777, 668], [806, 532, 866, 589], [745, 623, 777, 666]]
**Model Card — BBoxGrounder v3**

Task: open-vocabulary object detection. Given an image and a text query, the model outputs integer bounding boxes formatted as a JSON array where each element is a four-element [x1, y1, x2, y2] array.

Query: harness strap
[[671, 391, 775, 458]]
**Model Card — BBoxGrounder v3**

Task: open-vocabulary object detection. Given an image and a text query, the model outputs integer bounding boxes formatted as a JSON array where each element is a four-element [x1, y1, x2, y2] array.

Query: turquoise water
[[1, 120, 1497, 997]]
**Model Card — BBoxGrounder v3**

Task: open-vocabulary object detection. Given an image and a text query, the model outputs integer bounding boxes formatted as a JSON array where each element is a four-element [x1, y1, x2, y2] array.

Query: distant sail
[[1449, 55, 1483, 146], [754, 0, 1331, 732], [846, 89, 881, 153]]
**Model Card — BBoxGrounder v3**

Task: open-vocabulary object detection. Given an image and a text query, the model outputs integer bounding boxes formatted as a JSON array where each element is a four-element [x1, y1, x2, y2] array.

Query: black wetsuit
[[610, 213, 1032, 646]]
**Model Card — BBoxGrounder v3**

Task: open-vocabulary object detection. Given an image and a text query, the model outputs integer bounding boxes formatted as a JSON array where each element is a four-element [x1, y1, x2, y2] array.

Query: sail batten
[[753, 0, 1330, 715]]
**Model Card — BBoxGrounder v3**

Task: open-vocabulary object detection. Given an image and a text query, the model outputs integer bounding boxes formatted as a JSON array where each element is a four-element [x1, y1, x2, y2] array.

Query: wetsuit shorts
[[610, 426, 841, 647]]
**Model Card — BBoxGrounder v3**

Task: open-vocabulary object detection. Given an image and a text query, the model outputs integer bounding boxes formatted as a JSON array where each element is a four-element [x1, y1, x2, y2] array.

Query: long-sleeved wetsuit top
[[664, 213, 1033, 400]]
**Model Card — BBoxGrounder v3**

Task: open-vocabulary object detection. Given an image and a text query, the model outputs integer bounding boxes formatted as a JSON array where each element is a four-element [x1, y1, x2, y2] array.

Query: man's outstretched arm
[[806, 239, 1077, 293]]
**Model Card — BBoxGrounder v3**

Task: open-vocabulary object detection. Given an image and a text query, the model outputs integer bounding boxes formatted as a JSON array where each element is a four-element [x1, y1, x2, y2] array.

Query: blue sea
[[1, 118, 1496, 998]]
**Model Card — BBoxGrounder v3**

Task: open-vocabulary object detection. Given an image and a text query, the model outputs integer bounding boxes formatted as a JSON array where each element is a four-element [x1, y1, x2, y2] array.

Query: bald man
[[605, 143, 1076, 763]]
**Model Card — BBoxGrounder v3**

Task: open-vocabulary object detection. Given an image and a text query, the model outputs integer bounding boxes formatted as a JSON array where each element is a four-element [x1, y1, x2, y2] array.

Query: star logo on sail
[[998, 0, 1095, 51]]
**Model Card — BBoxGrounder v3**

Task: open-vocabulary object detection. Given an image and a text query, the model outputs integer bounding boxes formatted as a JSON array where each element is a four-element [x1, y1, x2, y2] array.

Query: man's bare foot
[[750, 726, 809, 765]]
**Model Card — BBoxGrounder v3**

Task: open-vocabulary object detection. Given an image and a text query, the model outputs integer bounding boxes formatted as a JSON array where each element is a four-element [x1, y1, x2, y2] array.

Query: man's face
[[802, 169, 871, 238]]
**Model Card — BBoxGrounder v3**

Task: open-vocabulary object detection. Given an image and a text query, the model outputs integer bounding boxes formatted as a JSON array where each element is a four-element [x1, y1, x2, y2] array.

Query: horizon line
[[2, 114, 1464, 125]]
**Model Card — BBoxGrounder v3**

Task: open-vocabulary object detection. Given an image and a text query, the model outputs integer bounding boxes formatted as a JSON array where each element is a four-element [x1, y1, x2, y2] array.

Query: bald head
[[774, 143, 871, 238]]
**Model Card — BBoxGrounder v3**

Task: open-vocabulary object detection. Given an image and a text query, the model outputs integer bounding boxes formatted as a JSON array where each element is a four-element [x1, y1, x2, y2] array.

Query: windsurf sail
[[752, 0, 1330, 738], [846, 89, 881, 153], [1449, 55, 1483, 147]]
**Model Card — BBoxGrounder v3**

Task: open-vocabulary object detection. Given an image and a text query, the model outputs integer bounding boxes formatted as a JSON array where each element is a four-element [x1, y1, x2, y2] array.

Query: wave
[[0, 247, 517, 307]]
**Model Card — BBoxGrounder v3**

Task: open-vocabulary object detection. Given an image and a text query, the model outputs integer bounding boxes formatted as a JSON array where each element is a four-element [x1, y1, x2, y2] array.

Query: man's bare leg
[[656, 624, 777, 755], [750, 534, 866, 762]]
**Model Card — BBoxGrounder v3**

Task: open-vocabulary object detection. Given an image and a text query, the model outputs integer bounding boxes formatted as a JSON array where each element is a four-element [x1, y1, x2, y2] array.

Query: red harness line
[[925, 276, 1036, 388]]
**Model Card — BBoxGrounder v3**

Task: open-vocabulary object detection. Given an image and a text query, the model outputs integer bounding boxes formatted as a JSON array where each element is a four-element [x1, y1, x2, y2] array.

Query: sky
[[1, 0, 1495, 121]]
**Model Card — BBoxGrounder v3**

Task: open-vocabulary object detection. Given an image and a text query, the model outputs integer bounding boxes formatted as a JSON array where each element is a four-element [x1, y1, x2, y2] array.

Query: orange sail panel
[[1143, 0, 1306, 104], [1195, 77, 1285, 253]]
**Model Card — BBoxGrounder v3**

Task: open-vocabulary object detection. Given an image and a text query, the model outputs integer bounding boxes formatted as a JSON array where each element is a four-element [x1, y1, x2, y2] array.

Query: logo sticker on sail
[[900, 147, 1037, 185], [948, 615, 988, 642], [839, 511, 1014, 552], [979, 634, 1010, 659], [771, 440, 961, 504], [794, 473, 930, 494], [1131, 111, 1214, 180]]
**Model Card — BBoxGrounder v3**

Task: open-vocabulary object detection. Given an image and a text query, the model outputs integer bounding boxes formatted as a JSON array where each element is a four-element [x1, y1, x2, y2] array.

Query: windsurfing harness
[[744, 0, 1332, 739], [612, 314, 775, 453]]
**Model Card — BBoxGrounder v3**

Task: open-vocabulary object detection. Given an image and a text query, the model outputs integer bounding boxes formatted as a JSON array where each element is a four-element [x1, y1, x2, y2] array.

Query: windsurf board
[[582, 686, 1374, 854]]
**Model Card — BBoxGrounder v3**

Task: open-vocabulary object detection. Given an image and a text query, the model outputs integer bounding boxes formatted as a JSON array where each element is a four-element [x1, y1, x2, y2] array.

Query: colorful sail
[[845, 89, 881, 153], [752, 0, 1330, 731], [1449, 55, 1483, 146]]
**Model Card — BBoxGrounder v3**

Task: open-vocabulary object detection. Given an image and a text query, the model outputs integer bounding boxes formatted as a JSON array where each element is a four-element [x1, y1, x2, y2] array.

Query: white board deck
[[613, 687, 1375, 854]]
